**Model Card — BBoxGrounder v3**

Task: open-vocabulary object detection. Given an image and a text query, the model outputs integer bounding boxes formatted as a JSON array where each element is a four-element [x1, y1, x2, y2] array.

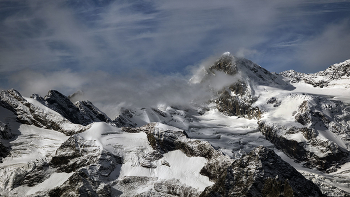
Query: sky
[[1, 0, 350, 116]]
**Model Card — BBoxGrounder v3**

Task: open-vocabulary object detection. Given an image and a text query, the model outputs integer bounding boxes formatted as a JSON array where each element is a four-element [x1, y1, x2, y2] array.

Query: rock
[[42, 90, 92, 126], [140, 123, 233, 182], [0, 159, 50, 191], [0, 121, 13, 140], [200, 146, 324, 197], [0, 89, 87, 135], [259, 121, 349, 171], [280, 59, 350, 88], [50, 135, 102, 173], [75, 100, 112, 123], [48, 168, 112, 197]]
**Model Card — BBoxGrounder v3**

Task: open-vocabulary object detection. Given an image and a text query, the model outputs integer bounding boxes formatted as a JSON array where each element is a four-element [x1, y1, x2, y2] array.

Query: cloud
[[0, 0, 313, 74], [295, 19, 350, 72], [8, 69, 87, 96], [8, 67, 216, 118], [1, 0, 350, 116], [7, 53, 246, 118]]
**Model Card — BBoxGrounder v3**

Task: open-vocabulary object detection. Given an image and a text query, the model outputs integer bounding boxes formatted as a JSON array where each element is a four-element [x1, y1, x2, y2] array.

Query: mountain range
[[1, 53, 350, 196]]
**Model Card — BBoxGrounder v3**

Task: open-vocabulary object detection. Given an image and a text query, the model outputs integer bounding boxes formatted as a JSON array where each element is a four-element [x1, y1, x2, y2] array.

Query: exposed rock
[[259, 121, 348, 171], [266, 97, 281, 107], [50, 135, 102, 173], [280, 59, 350, 88], [140, 123, 233, 182], [48, 168, 112, 197], [200, 146, 324, 197], [115, 176, 158, 196], [0, 159, 50, 191], [0, 121, 13, 140], [153, 179, 200, 197], [75, 100, 112, 123], [114, 108, 138, 127], [203, 53, 291, 119], [40, 90, 93, 126], [0, 89, 87, 135]]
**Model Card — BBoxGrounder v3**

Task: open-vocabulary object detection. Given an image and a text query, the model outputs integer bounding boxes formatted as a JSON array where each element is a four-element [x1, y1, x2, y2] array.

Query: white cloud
[[295, 19, 350, 72]]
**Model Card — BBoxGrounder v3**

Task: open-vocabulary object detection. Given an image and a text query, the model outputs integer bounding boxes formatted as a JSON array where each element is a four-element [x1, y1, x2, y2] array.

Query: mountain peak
[[203, 53, 290, 87]]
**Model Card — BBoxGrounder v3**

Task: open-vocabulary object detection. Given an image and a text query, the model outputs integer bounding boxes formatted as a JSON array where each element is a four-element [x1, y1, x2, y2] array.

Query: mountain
[[280, 59, 350, 88], [200, 146, 324, 197], [1, 53, 350, 196]]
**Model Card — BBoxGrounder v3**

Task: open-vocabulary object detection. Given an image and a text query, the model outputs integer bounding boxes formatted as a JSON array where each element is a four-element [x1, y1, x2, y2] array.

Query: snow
[[79, 122, 122, 148], [26, 172, 74, 195], [286, 132, 305, 142], [318, 129, 347, 150], [187, 108, 272, 158], [24, 96, 87, 132], [79, 122, 213, 192], [118, 149, 213, 191], [0, 124, 68, 167], [291, 82, 350, 104], [24, 97, 59, 116], [158, 150, 213, 190]]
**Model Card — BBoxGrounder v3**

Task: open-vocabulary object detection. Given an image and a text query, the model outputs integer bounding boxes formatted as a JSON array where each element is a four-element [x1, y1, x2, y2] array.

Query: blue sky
[[1, 0, 350, 113]]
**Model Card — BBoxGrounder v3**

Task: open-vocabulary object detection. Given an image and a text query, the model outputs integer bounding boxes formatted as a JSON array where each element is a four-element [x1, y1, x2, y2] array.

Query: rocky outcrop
[[134, 123, 233, 182], [259, 121, 348, 172], [259, 93, 350, 172], [0, 89, 87, 135], [0, 142, 9, 163], [280, 59, 350, 88], [200, 146, 324, 197], [41, 90, 90, 125], [134, 179, 200, 197], [48, 168, 112, 197], [50, 135, 122, 173], [114, 108, 138, 127], [0, 159, 50, 191], [0, 121, 13, 163], [203, 53, 291, 119], [50, 135, 101, 172], [75, 100, 112, 123], [33, 90, 111, 126], [0, 121, 13, 140]]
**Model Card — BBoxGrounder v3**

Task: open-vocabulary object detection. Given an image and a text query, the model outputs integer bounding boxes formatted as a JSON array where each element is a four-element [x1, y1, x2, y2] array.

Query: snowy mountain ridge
[[1, 53, 350, 196], [280, 59, 350, 88]]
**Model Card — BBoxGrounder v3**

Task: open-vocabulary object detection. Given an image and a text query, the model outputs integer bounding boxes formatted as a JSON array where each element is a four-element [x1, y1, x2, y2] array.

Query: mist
[[8, 56, 235, 118]]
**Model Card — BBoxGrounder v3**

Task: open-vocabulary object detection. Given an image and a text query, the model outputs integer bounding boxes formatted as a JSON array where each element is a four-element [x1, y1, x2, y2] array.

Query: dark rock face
[[200, 146, 324, 197], [40, 90, 94, 126], [280, 60, 350, 87], [209, 53, 237, 75], [204, 53, 290, 119], [135, 179, 200, 197], [215, 88, 261, 119], [259, 94, 350, 172], [47, 135, 122, 196], [0, 159, 51, 191], [0, 142, 9, 163], [0, 121, 13, 140], [75, 100, 112, 123], [259, 122, 348, 172], [31, 90, 113, 126], [0, 89, 87, 135], [113, 108, 138, 127], [48, 168, 112, 197], [139, 123, 233, 182], [50, 135, 102, 173]]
